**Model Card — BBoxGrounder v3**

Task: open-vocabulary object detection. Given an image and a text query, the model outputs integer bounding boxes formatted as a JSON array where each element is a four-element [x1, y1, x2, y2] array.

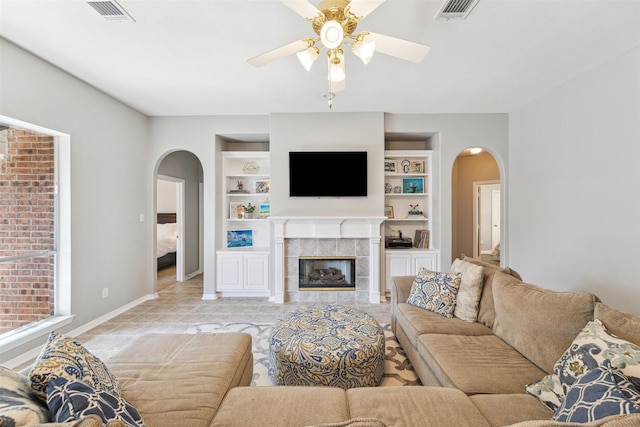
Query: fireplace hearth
[[299, 256, 356, 291]]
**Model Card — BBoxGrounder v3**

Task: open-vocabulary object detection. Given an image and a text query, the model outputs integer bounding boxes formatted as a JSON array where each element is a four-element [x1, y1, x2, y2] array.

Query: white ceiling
[[1, 0, 639, 117]]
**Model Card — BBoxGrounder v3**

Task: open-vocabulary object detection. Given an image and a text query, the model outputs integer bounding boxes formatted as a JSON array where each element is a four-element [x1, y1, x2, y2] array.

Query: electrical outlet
[[102, 287, 108, 298]]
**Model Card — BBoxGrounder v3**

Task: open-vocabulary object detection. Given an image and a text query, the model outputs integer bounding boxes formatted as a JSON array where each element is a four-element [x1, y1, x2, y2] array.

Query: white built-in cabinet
[[216, 151, 270, 296], [385, 250, 440, 292], [383, 149, 440, 292], [216, 250, 270, 297]]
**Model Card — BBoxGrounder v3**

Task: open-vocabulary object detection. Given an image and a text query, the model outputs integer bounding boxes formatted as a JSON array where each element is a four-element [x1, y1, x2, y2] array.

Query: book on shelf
[[414, 230, 429, 249]]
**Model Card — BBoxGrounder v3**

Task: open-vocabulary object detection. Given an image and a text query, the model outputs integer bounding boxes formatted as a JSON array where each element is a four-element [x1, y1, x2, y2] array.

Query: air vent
[[87, 1, 135, 21], [435, 0, 480, 20]]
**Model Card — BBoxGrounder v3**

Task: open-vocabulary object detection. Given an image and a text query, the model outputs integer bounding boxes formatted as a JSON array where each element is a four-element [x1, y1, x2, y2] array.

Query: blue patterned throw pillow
[[525, 372, 565, 411], [553, 359, 640, 422], [46, 377, 145, 427], [29, 331, 121, 401], [0, 365, 49, 426], [554, 320, 640, 395], [406, 268, 461, 318]]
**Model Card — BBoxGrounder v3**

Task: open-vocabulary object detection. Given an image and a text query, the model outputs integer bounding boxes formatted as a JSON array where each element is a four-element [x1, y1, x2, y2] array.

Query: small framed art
[[229, 202, 244, 219], [255, 180, 270, 194], [259, 203, 270, 217], [227, 229, 253, 248], [402, 177, 424, 194], [384, 159, 397, 173], [384, 206, 394, 218], [410, 160, 425, 173]]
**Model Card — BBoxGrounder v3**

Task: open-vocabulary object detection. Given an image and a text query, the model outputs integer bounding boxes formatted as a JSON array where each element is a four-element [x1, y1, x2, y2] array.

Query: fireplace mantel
[[270, 216, 386, 304]]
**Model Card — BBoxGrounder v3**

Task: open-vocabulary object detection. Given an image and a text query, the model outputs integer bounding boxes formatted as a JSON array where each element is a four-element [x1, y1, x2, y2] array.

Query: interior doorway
[[156, 175, 185, 289], [451, 148, 501, 264], [155, 150, 203, 293], [473, 181, 500, 258]]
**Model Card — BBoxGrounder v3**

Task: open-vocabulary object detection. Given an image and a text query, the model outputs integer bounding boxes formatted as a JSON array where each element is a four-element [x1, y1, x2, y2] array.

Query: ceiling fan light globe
[[296, 47, 319, 71], [327, 51, 346, 82], [320, 20, 344, 49], [353, 40, 375, 65]]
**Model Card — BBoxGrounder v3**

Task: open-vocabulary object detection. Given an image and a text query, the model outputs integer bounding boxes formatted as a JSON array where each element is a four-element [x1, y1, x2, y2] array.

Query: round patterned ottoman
[[268, 304, 385, 388]]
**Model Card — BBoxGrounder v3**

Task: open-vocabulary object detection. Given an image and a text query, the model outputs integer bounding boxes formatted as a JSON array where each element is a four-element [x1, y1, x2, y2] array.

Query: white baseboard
[[184, 270, 202, 281], [3, 293, 157, 370]]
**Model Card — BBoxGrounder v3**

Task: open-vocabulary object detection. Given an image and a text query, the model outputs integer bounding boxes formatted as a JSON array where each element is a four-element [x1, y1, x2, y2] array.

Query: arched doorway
[[451, 148, 501, 265], [155, 150, 204, 291]]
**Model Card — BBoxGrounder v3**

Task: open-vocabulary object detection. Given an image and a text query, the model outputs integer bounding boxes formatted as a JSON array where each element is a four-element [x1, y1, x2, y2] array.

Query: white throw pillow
[[450, 258, 484, 322]]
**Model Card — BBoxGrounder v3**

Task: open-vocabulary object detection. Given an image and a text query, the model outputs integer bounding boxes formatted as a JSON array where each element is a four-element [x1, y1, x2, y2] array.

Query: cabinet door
[[385, 253, 412, 292], [244, 253, 269, 290], [412, 253, 439, 273], [217, 254, 243, 290]]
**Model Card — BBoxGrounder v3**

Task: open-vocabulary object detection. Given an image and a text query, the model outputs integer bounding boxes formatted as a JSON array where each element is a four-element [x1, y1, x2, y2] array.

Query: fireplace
[[270, 216, 386, 303], [299, 256, 356, 291]]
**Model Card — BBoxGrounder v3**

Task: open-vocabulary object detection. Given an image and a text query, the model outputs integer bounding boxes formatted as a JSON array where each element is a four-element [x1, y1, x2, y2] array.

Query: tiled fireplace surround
[[270, 217, 386, 304]]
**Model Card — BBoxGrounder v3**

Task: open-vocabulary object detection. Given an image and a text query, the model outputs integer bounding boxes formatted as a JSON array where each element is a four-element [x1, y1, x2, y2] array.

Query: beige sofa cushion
[[305, 419, 387, 427], [211, 387, 349, 427], [492, 272, 597, 373], [463, 256, 522, 328], [347, 386, 491, 427], [450, 258, 485, 322], [395, 302, 493, 343], [108, 333, 252, 427], [470, 394, 553, 426], [594, 302, 640, 345], [417, 334, 547, 395]]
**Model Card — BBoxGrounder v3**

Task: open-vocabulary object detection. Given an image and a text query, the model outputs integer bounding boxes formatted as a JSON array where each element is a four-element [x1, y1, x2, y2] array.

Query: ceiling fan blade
[[365, 32, 431, 63], [347, 0, 385, 19], [248, 40, 309, 67], [280, 0, 322, 19]]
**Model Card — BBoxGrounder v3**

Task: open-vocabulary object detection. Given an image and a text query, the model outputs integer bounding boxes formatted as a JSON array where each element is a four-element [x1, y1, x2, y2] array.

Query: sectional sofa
[[3, 257, 640, 426]]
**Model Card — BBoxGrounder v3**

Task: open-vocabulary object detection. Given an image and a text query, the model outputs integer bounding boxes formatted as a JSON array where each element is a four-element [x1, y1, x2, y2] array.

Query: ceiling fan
[[248, 0, 431, 105]]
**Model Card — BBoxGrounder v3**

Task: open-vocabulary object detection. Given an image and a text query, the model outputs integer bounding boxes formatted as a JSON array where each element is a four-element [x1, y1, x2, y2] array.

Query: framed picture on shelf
[[229, 202, 244, 219], [227, 229, 253, 248], [384, 159, 397, 173], [384, 206, 394, 218], [414, 230, 429, 249], [255, 180, 270, 194], [410, 160, 425, 173], [259, 203, 270, 217], [402, 177, 424, 194]]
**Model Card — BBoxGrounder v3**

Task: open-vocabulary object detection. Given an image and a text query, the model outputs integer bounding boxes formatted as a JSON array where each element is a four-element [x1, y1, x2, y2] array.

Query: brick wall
[[0, 128, 55, 334]]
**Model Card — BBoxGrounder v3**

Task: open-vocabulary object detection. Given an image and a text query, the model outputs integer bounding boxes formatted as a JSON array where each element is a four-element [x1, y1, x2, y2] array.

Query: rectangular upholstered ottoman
[[107, 333, 253, 427]]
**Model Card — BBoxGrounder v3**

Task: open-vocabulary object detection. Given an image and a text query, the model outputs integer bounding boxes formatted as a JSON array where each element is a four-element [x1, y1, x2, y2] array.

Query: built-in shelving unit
[[383, 150, 432, 245], [217, 151, 271, 296], [383, 147, 440, 292]]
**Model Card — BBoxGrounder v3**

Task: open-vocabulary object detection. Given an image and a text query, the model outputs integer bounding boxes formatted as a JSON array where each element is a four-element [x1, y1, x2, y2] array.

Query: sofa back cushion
[[492, 271, 598, 373], [594, 302, 640, 345], [462, 256, 522, 328]]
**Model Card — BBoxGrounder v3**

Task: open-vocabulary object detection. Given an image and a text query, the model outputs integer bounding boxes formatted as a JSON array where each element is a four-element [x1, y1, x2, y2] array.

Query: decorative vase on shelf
[[243, 203, 256, 219]]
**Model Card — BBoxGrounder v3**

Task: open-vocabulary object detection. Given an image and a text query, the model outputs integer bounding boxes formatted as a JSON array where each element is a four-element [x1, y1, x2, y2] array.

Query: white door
[[473, 181, 501, 257], [491, 189, 501, 250]]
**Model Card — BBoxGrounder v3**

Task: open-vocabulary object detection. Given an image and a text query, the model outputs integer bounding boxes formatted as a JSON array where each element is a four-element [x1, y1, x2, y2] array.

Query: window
[[0, 117, 71, 362], [0, 126, 56, 333]]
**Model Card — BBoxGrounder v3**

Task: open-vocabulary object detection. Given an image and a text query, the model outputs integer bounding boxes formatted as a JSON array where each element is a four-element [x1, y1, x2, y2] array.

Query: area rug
[[185, 322, 421, 387]]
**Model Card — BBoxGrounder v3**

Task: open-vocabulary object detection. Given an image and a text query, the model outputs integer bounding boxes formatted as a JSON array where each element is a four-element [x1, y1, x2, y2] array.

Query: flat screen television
[[289, 151, 368, 197]]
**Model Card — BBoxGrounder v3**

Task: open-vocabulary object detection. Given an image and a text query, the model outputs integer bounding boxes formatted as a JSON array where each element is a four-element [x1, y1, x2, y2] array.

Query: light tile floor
[[72, 274, 392, 364]]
